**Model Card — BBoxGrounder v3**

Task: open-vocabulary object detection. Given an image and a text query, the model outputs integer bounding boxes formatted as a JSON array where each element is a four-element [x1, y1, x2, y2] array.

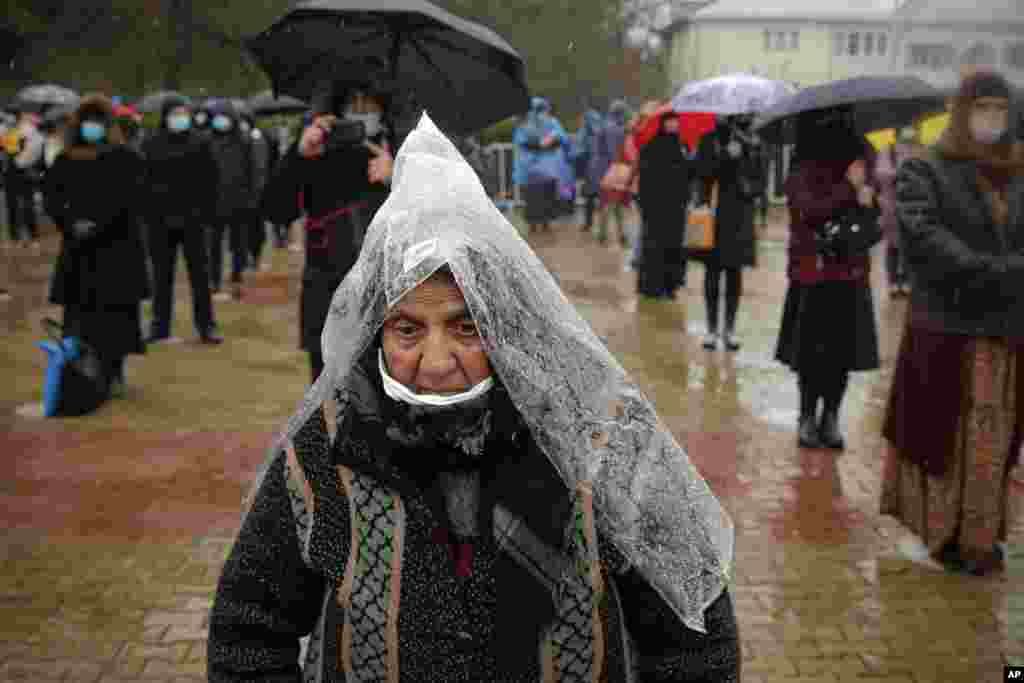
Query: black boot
[[818, 410, 845, 450], [798, 414, 823, 449]]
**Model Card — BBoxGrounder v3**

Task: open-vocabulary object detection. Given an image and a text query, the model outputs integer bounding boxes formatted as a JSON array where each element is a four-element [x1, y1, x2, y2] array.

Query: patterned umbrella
[[673, 73, 795, 116]]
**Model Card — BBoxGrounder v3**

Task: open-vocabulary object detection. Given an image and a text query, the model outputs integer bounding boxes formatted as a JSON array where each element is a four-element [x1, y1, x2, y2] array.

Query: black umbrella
[[247, 91, 309, 116], [244, 0, 530, 136], [135, 91, 191, 114], [753, 76, 947, 144]]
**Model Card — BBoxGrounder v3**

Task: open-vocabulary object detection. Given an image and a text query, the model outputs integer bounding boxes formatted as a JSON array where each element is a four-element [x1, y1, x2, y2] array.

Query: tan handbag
[[685, 181, 718, 251], [600, 161, 632, 193]]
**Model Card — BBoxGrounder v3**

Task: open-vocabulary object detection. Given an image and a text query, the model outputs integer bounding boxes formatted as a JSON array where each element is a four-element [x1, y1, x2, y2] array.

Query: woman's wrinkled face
[[381, 271, 492, 394]]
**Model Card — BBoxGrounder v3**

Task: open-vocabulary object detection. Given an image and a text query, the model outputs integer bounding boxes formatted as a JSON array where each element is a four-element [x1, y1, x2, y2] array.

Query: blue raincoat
[[574, 109, 607, 195], [513, 98, 572, 191]]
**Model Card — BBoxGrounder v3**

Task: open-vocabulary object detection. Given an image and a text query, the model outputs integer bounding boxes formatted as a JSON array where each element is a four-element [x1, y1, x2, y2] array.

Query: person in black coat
[[44, 94, 151, 397], [261, 71, 395, 384], [141, 95, 223, 345], [636, 110, 692, 300], [692, 115, 766, 351], [205, 100, 253, 301]]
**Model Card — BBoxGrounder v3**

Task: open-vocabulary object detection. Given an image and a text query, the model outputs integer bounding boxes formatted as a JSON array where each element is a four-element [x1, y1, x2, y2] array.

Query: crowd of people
[[0, 62, 1021, 678]]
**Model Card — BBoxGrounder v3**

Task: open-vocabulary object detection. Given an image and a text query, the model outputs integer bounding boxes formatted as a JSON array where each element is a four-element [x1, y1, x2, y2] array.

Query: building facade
[[666, 0, 896, 94]]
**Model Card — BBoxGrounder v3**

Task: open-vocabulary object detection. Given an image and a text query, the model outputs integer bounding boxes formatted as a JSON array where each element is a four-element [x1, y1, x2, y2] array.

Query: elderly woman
[[209, 114, 739, 682], [881, 70, 1024, 576]]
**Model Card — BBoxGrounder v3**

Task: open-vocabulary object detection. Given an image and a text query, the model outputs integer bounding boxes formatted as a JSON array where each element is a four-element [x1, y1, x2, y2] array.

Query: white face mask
[[970, 115, 1007, 145], [345, 111, 383, 138], [378, 348, 494, 407]]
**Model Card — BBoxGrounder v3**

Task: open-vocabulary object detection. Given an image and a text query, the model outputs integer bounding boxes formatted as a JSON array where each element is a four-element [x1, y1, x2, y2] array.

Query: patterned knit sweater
[[207, 405, 740, 682]]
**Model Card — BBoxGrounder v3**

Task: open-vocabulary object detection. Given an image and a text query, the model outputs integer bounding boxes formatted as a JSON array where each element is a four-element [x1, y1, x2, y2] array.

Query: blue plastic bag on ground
[[38, 318, 109, 417]]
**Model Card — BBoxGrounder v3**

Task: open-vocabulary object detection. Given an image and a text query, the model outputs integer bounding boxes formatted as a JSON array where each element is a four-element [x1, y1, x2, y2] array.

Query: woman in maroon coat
[[775, 107, 881, 449]]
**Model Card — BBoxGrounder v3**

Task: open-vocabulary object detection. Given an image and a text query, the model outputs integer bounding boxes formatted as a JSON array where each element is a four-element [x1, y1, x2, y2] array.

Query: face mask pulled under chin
[[378, 348, 494, 407], [970, 116, 1007, 145]]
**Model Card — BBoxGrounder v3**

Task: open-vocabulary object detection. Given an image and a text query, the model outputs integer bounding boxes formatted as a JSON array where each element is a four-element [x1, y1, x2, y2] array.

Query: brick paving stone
[[185, 642, 207, 664], [120, 642, 189, 663], [141, 659, 206, 678]]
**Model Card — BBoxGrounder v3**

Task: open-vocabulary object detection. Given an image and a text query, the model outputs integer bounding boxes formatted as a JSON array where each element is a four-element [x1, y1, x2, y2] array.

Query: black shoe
[[818, 410, 845, 450], [200, 326, 224, 345], [702, 332, 719, 350], [723, 331, 741, 352], [798, 415, 824, 449]]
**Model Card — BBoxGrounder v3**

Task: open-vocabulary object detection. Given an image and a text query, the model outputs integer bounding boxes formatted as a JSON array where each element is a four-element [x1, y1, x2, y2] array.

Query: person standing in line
[[44, 94, 151, 398], [513, 97, 569, 235], [881, 70, 1024, 576], [636, 109, 692, 300], [141, 96, 224, 345], [260, 71, 396, 385], [774, 107, 881, 450], [240, 112, 272, 272], [4, 108, 43, 249], [692, 114, 766, 352], [574, 105, 605, 233], [206, 100, 253, 302]]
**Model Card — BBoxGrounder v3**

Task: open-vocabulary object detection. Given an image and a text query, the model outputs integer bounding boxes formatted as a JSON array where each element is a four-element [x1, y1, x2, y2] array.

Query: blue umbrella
[[753, 75, 946, 144]]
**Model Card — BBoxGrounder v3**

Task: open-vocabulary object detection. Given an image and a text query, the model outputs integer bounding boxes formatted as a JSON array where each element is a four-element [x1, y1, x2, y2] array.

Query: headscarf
[[247, 113, 733, 635], [608, 99, 630, 127], [794, 106, 868, 167], [937, 69, 1024, 186], [638, 111, 687, 202]]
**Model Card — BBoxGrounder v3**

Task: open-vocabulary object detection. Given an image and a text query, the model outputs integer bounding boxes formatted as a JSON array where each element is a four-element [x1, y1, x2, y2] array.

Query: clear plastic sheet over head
[[246, 113, 734, 633]]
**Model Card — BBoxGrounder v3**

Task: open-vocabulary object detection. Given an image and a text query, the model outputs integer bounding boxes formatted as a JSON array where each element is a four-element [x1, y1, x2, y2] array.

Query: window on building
[[864, 32, 874, 56], [1005, 42, 1024, 69], [790, 31, 799, 50], [908, 43, 955, 70], [848, 32, 860, 57], [834, 32, 846, 56], [764, 29, 772, 51], [877, 32, 888, 56]]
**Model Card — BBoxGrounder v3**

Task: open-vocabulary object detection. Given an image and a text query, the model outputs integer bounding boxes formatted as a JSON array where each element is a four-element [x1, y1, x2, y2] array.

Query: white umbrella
[[672, 73, 796, 116]]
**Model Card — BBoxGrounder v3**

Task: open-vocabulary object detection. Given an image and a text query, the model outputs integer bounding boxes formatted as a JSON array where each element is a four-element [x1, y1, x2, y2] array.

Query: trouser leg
[[886, 242, 899, 287], [724, 267, 743, 333], [208, 222, 225, 291], [248, 211, 266, 269], [149, 224, 177, 337], [822, 370, 850, 415], [798, 370, 819, 420], [5, 179, 20, 242], [704, 264, 722, 333], [183, 226, 214, 333], [229, 217, 246, 283]]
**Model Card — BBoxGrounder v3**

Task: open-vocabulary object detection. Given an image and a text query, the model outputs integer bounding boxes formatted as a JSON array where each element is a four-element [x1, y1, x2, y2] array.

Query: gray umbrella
[[14, 84, 80, 112], [247, 90, 309, 116], [135, 91, 192, 114], [244, 0, 530, 136], [753, 75, 947, 144]]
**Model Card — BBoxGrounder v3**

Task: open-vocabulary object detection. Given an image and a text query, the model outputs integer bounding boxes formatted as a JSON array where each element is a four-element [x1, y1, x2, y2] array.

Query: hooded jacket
[[140, 96, 219, 224]]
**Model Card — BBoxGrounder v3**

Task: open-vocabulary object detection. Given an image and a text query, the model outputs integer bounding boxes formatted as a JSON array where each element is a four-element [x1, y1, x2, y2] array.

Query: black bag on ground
[[42, 318, 110, 417]]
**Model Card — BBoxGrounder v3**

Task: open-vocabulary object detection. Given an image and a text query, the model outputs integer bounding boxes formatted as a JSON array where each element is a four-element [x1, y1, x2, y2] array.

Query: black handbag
[[815, 208, 883, 262], [42, 318, 110, 417]]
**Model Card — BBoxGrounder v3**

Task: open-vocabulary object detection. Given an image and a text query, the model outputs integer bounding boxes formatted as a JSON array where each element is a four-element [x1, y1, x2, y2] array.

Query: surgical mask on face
[[240, 121, 251, 135], [80, 121, 106, 144], [212, 115, 233, 132], [345, 111, 383, 138], [378, 348, 494, 407], [970, 114, 1007, 145], [194, 112, 208, 127], [167, 115, 191, 133]]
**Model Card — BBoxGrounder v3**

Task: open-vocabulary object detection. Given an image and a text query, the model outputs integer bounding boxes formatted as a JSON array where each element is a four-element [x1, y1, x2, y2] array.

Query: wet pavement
[[1, 209, 1022, 682]]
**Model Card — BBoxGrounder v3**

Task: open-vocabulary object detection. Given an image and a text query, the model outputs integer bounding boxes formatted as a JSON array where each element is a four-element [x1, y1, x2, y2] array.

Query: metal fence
[[480, 141, 794, 207]]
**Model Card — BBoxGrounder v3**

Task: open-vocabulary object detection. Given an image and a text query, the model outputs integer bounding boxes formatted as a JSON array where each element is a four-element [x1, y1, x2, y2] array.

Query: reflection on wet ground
[[1, 213, 1021, 681]]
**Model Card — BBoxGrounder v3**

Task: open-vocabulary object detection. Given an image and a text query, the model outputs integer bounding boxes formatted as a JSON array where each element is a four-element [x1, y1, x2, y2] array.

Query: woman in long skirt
[[880, 69, 1024, 576]]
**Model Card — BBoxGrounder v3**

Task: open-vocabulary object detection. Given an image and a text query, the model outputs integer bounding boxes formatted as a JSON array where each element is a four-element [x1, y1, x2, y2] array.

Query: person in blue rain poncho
[[573, 106, 607, 232], [513, 97, 570, 233]]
